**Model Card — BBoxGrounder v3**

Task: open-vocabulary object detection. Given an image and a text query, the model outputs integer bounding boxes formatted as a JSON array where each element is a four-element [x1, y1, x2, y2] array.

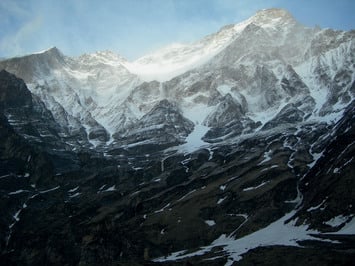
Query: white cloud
[[0, 16, 42, 57]]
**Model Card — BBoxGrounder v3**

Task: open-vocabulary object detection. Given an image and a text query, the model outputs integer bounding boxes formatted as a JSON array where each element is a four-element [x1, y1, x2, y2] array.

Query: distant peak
[[256, 8, 292, 17], [80, 50, 127, 63], [33, 46, 61, 55], [95, 50, 119, 57], [47, 46, 59, 52], [249, 8, 296, 25]]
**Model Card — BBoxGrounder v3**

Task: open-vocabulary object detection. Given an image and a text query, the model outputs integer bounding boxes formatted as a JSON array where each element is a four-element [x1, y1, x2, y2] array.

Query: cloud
[[0, 0, 354, 60], [1, 0, 283, 59], [0, 15, 42, 57]]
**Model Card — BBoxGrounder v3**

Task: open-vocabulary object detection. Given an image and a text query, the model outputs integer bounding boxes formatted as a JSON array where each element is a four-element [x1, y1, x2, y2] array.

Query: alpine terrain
[[0, 8, 354, 265]]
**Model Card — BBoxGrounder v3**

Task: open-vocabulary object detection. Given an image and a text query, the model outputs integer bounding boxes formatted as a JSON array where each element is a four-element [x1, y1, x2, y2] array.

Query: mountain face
[[0, 8, 354, 266]]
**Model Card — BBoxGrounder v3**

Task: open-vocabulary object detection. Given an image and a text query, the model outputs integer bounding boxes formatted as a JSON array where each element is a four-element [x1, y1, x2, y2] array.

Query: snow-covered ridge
[[0, 8, 354, 152], [124, 24, 240, 82], [124, 9, 298, 82]]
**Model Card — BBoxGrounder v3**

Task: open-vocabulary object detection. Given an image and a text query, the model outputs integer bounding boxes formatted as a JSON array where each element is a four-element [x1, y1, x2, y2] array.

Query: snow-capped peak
[[31, 46, 61, 55], [124, 24, 242, 82], [76, 50, 128, 67], [124, 8, 299, 82], [251, 8, 295, 23], [25, 9, 298, 84]]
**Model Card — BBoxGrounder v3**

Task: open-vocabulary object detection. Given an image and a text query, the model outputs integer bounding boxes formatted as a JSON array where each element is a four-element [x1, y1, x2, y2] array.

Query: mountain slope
[[0, 8, 354, 266], [1, 9, 354, 153]]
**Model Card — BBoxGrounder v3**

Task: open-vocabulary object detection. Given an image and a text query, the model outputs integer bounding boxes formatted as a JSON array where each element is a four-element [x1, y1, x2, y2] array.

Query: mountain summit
[[252, 8, 295, 23]]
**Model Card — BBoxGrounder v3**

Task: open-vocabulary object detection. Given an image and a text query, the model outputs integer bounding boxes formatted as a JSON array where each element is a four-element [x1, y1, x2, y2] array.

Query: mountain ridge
[[0, 8, 354, 152], [0, 9, 354, 265]]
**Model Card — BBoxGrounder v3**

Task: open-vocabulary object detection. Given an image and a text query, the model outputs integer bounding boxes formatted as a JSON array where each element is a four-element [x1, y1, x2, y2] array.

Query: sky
[[0, 0, 354, 60]]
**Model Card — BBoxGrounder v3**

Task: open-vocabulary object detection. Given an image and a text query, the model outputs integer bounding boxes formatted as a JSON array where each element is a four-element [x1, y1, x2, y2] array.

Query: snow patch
[[177, 190, 196, 202], [39, 186, 60, 194], [332, 216, 355, 234], [102, 185, 116, 192], [220, 185, 227, 191], [243, 181, 270, 191], [8, 190, 29, 195], [205, 220, 216, 227], [217, 196, 227, 205], [154, 211, 338, 263], [69, 192, 81, 198], [258, 150, 272, 165], [307, 198, 327, 212], [68, 186, 79, 193], [324, 215, 350, 227], [178, 124, 210, 153], [154, 203, 171, 214], [307, 150, 324, 168]]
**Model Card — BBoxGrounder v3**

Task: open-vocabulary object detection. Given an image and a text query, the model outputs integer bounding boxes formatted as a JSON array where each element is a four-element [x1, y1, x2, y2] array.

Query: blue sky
[[0, 0, 354, 60]]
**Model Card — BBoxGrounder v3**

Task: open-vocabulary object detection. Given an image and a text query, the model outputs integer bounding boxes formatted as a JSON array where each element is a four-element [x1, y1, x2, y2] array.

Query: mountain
[[0, 8, 354, 266]]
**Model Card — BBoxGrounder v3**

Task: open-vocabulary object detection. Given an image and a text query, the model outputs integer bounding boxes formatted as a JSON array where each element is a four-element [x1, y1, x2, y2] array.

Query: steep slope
[[0, 48, 140, 144], [112, 99, 194, 153], [0, 70, 83, 174]]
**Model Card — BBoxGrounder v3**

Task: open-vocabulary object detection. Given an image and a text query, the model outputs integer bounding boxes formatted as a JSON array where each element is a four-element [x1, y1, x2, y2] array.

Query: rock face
[[0, 8, 355, 266], [112, 99, 194, 152], [0, 70, 33, 109]]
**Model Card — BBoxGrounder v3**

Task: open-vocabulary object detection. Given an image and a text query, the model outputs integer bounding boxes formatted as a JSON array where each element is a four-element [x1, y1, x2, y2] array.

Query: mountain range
[[0, 8, 354, 266]]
